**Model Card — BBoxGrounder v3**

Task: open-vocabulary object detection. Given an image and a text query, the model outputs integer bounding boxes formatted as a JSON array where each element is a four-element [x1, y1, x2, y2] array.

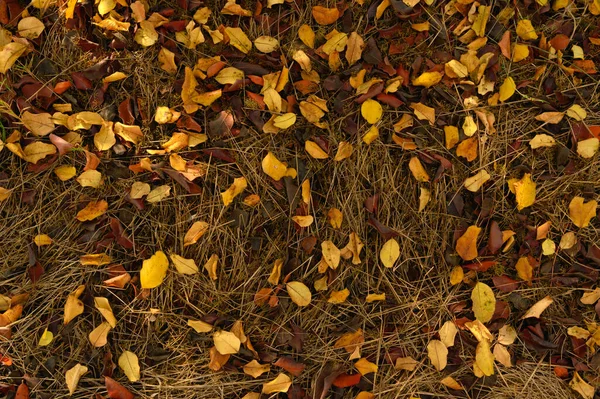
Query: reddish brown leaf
[[492, 275, 519, 292], [105, 376, 134, 399], [549, 34, 570, 51], [488, 220, 503, 254], [49, 134, 74, 155], [274, 356, 306, 377], [71, 72, 93, 90], [118, 98, 135, 125], [463, 260, 495, 272], [368, 217, 399, 240], [15, 382, 29, 399], [554, 366, 569, 378], [332, 373, 361, 388], [53, 81, 72, 94]]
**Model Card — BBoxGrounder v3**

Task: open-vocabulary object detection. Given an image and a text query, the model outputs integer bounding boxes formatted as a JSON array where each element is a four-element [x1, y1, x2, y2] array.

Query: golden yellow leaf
[[427, 340, 448, 371], [18, 17, 45, 39], [530, 134, 556, 149], [328, 208, 343, 228], [286, 281, 312, 307], [412, 71, 442, 88], [224, 27, 251, 53], [154, 106, 181, 124], [52, 165, 76, 181], [418, 187, 431, 212], [77, 170, 102, 188], [65, 364, 88, 395], [362, 125, 379, 144], [570, 372, 595, 399], [464, 169, 490, 192], [380, 238, 400, 268], [0, 187, 11, 202], [516, 257, 533, 281], [456, 225, 480, 261], [328, 288, 350, 304], [140, 251, 169, 289], [394, 356, 418, 371], [516, 20, 538, 40], [94, 122, 116, 151], [567, 104, 587, 121], [76, 200, 108, 221], [439, 321, 457, 348], [472, 5, 490, 37], [262, 373, 292, 394], [449, 266, 464, 286], [146, 185, 171, 203], [214, 330, 241, 355], [456, 137, 478, 162], [462, 115, 477, 136], [581, 288, 600, 305], [322, 240, 341, 269], [577, 138, 599, 158], [334, 329, 364, 353], [80, 253, 111, 266], [38, 328, 53, 346], [187, 319, 213, 333], [355, 358, 378, 375], [312, 6, 339, 25], [355, 392, 375, 399], [118, 351, 140, 382], [334, 141, 353, 161], [305, 140, 329, 159], [97, 0, 116, 15], [445, 60, 468, 78], [134, 20, 158, 47], [33, 234, 52, 247], [346, 32, 365, 65], [471, 282, 496, 323], [89, 322, 111, 347], [254, 35, 279, 53], [298, 24, 315, 48], [522, 295, 553, 319], [64, 285, 85, 325], [535, 112, 564, 124], [444, 126, 459, 149], [542, 238, 556, 255], [475, 340, 495, 376], [114, 123, 143, 144], [511, 173, 536, 210], [366, 293, 385, 303], [568, 326, 590, 340], [361, 99, 383, 124], [183, 221, 209, 247], [267, 259, 283, 285], [215, 66, 244, 85], [22, 111, 55, 136], [408, 156, 430, 182], [221, 177, 247, 206], [569, 196, 597, 228], [170, 254, 198, 275], [441, 376, 463, 390], [498, 76, 516, 102], [465, 320, 493, 343], [273, 113, 296, 129], [410, 102, 435, 125], [0, 42, 29, 74], [158, 47, 177, 74], [512, 43, 529, 62], [262, 152, 289, 181], [243, 360, 270, 378], [94, 297, 116, 328], [292, 215, 314, 227], [203, 254, 219, 280]]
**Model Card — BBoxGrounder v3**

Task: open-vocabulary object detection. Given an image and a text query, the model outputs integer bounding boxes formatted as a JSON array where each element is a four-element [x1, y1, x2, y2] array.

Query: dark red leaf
[[364, 193, 379, 213], [71, 72, 93, 90], [274, 356, 306, 376], [102, 350, 116, 377], [492, 275, 519, 292], [492, 300, 510, 321], [28, 262, 44, 284], [176, 115, 202, 132], [201, 148, 235, 163], [367, 217, 399, 240], [332, 373, 361, 388], [105, 377, 134, 399], [118, 98, 135, 124], [463, 260, 495, 272], [376, 93, 403, 108], [301, 236, 317, 254], [488, 220, 503, 254], [208, 111, 234, 137]]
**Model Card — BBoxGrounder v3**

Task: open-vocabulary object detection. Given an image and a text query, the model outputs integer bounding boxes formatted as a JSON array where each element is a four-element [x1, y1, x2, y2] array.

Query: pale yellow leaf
[[187, 319, 213, 333], [522, 296, 553, 319], [225, 27, 252, 53], [427, 340, 448, 371], [475, 340, 495, 376], [38, 328, 53, 346], [321, 241, 341, 269], [76, 170, 102, 188], [439, 321, 457, 347], [569, 196, 597, 228], [380, 238, 400, 268], [214, 330, 241, 355], [262, 373, 292, 394], [89, 322, 111, 347], [118, 351, 140, 382], [170, 254, 198, 275], [449, 266, 464, 286], [64, 285, 85, 325], [146, 185, 171, 203], [530, 134, 556, 149], [244, 360, 271, 378], [94, 297, 116, 328], [286, 281, 312, 307], [577, 138, 599, 159], [65, 364, 88, 395], [570, 372, 595, 399], [130, 182, 151, 199], [18, 17, 45, 39], [471, 282, 495, 323]]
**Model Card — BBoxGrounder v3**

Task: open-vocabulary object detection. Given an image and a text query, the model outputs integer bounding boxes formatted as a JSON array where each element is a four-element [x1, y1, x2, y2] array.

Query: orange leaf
[[456, 225, 481, 261], [105, 376, 134, 399], [332, 373, 361, 388], [312, 6, 340, 25]]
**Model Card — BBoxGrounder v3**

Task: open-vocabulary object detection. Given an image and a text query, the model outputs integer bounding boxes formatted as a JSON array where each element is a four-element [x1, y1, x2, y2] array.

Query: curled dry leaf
[[581, 288, 600, 305], [570, 372, 595, 399], [521, 295, 553, 319], [65, 364, 88, 395], [184, 221, 209, 246], [221, 176, 247, 206], [286, 281, 312, 307], [94, 297, 117, 327], [64, 285, 85, 325], [493, 345, 511, 368], [204, 254, 219, 280], [187, 319, 213, 333]]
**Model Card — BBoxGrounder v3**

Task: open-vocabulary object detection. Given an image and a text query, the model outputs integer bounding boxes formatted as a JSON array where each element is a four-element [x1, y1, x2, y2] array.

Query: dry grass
[[2, 0, 600, 398]]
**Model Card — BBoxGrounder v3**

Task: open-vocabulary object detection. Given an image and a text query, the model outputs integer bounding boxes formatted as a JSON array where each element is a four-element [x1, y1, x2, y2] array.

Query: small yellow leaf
[[328, 208, 343, 228], [345, 32, 365, 65], [456, 226, 481, 261], [355, 392, 375, 399], [76, 200, 108, 222], [305, 140, 329, 159], [475, 340, 495, 376], [522, 296, 553, 319], [23, 111, 56, 136], [542, 238, 556, 255], [418, 187, 431, 212], [140, 251, 169, 289], [412, 71, 442, 88], [535, 112, 564, 124], [427, 340, 448, 371], [33, 234, 52, 247], [499, 76, 516, 102], [170, 254, 199, 275], [394, 356, 418, 371], [94, 122, 116, 151], [471, 282, 495, 323], [286, 281, 312, 307], [559, 231, 577, 249], [298, 24, 315, 48], [312, 6, 340, 25], [465, 320, 493, 343], [54, 165, 76, 181], [262, 373, 292, 394], [89, 322, 111, 347], [444, 126, 459, 149], [456, 137, 478, 162], [567, 104, 587, 121], [65, 364, 88, 395], [94, 297, 117, 328], [365, 293, 385, 303], [464, 170, 490, 192], [224, 27, 252, 53], [214, 330, 241, 355], [355, 358, 378, 375], [243, 360, 271, 378], [515, 256, 534, 282], [118, 351, 140, 382], [463, 115, 478, 137], [577, 138, 599, 159], [321, 241, 341, 269], [512, 43, 530, 62], [262, 152, 289, 181], [410, 102, 435, 125], [361, 99, 383, 124], [204, 254, 219, 280], [334, 141, 353, 161], [188, 319, 213, 333], [511, 173, 536, 210], [328, 288, 350, 304], [80, 253, 111, 266], [439, 321, 458, 347], [18, 16, 45, 39], [363, 125, 379, 144], [38, 329, 53, 346], [184, 221, 209, 246], [408, 157, 429, 182], [570, 372, 595, 399], [292, 215, 314, 227], [130, 181, 151, 199], [254, 36, 279, 53], [530, 134, 556, 149], [498, 325, 517, 345], [449, 266, 464, 286], [134, 20, 158, 47], [64, 285, 85, 325], [77, 170, 102, 188], [215, 67, 244, 85], [380, 238, 400, 268], [581, 288, 600, 305], [221, 176, 247, 206], [568, 326, 590, 340], [569, 196, 597, 228], [0, 42, 29, 74], [273, 113, 296, 129], [516, 20, 538, 40], [154, 106, 181, 124]]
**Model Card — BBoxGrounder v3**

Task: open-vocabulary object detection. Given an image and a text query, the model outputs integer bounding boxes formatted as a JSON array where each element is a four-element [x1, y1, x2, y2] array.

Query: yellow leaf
[[456, 225, 481, 261], [511, 173, 536, 210], [559, 231, 577, 250], [498, 76, 516, 102], [449, 266, 464, 286], [0, 42, 29, 74], [0, 187, 11, 202], [204, 254, 219, 280], [89, 322, 111, 347], [570, 372, 595, 399], [334, 329, 364, 353], [134, 20, 158, 47], [33, 234, 52, 247], [262, 373, 292, 394], [472, 5, 491, 37], [577, 138, 599, 158], [355, 358, 378, 375], [328, 208, 343, 228], [118, 351, 140, 382], [80, 253, 111, 266], [445, 60, 468, 78], [471, 282, 496, 323], [456, 137, 478, 162], [363, 125, 379, 144], [38, 328, 53, 346], [475, 340, 495, 376], [305, 140, 329, 159], [498, 325, 517, 345], [361, 99, 383, 124], [312, 6, 340, 25], [94, 297, 116, 328], [94, 121, 116, 151], [169, 254, 198, 275], [314, 276, 328, 291], [581, 288, 600, 305], [355, 392, 375, 399], [366, 293, 385, 303], [427, 340, 448, 371], [224, 27, 252, 53], [267, 259, 283, 285], [568, 326, 590, 340], [530, 134, 556, 149], [140, 251, 169, 289], [439, 321, 458, 347], [18, 17, 45, 39], [53, 165, 76, 181], [292, 215, 314, 227], [64, 285, 85, 325], [515, 256, 533, 282], [183, 221, 209, 247], [408, 156, 430, 182], [410, 102, 435, 125], [465, 320, 493, 343], [215, 66, 245, 85], [522, 295, 553, 319], [380, 238, 400, 268], [440, 376, 463, 390], [244, 360, 270, 378], [346, 32, 365, 65], [214, 330, 241, 355], [444, 126, 459, 149], [22, 111, 55, 136], [130, 182, 151, 199], [418, 187, 431, 212], [97, 0, 116, 15], [254, 35, 279, 53], [516, 20, 538, 40], [65, 364, 88, 395], [394, 356, 418, 371], [464, 169, 490, 192], [273, 113, 296, 129], [187, 319, 213, 333], [322, 241, 341, 269], [542, 238, 556, 255], [328, 288, 350, 304], [535, 112, 564, 124], [512, 43, 529, 62], [158, 47, 177, 74], [146, 185, 171, 203], [221, 176, 247, 206], [298, 24, 315, 48], [262, 152, 289, 181], [154, 106, 181, 124], [114, 123, 143, 144], [567, 104, 587, 121], [412, 71, 443, 88], [77, 170, 103, 188], [333, 141, 353, 162], [76, 200, 108, 222], [286, 281, 312, 306], [102, 72, 128, 84], [569, 196, 597, 228]]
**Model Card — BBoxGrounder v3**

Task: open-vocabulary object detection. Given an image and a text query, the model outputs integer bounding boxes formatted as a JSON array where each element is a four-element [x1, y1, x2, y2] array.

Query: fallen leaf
[[581, 288, 600, 305], [542, 239, 556, 255], [516, 19, 538, 40], [134, 20, 158, 47], [439, 321, 457, 347], [321, 241, 341, 269], [204, 254, 219, 280], [394, 356, 418, 371], [262, 152, 290, 181], [570, 372, 595, 399], [471, 282, 496, 323], [328, 289, 350, 304], [498, 76, 516, 102], [221, 176, 247, 206], [287, 281, 312, 307], [328, 208, 343, 228], [89, 322, 111, 347], [118, 351, 140, 382], [361, 99, 383, 124], [530, 134, 556, 148], [334, 329, 364, 353], [522, 296, 553, 319], [559, 231, 577, 249], [408, 156, 430, 182], [0, 42, 29, 74], [511, 173, 536, 210], [64, 285, 85, 324], [224, 27, 251, 53], [77, 170, 103, 188], [105, 376, 134, 399], [410, 102, 435, 125], [22, 111, 55, 136], [380, 238, 400, 268], [427, 340, 448, 371], [170, 254, 198, 275], [567, 104, 587, 121], [577, 138, 599, 158], [412, 71, 442, 88], [76, 200, 108, 221], [498, 325, 517, 345], [355, 358, 378, 375], [475, 340, 495, 376], [456, 225, 481, 261], [140, 251, 169, 289], [441, 376, 463, 390], [65, 364, 88, 395], [262, 373, 292, 394], [464, 169, 491, 192], [449, 266, 464, 286], [94, 297, 117, 328], [334, 141, 353, 161], [38, 328, 53, 346], [456, 137, 478, 162], [18, 17, 45, 39], [535, 112, 564, 124], [569, 196, 597, 228], [312, 6, 339, 25], [254, 36, 279, 53], [213, 330, 241, 355], [345, 32, 365, 65], [187, 319, 213, 333], [184, 221, 209, 246], [298, 24, 315, 48], [305, 140, 329, 159]]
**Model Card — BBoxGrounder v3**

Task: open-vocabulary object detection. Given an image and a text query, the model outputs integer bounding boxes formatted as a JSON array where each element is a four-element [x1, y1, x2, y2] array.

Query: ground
[[1, 0, 600, 398]]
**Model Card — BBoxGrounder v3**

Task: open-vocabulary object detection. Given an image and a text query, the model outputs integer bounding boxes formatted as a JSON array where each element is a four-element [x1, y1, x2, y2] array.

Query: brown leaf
[[274, 356, 306, 377], [104, 376, 134, 399], [15, 382, 29, 399]]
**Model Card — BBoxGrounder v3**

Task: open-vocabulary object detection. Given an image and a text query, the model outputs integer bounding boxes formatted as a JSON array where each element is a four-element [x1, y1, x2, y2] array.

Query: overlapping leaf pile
[[1, 0, 600, 397]]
